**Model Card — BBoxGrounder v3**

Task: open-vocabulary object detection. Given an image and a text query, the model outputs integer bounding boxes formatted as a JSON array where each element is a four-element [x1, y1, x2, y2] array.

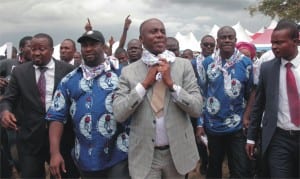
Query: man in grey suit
[[246, 20, 300, 178], [0, 33, 77, 178], [113, 18, 202, 179]]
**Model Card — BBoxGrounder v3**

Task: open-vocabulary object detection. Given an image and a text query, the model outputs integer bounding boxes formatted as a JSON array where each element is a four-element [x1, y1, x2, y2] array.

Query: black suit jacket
[[0, 59, 74, 155], [247, 58, 280, 155]]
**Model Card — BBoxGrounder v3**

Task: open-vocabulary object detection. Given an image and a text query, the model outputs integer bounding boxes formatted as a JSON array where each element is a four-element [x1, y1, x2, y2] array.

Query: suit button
[[152, 139, 155, 143], [153, 120, 156, 124]]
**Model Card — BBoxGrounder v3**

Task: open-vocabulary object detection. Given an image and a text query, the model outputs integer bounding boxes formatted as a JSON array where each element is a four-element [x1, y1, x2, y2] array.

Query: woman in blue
[[46, 30, 129, 179]]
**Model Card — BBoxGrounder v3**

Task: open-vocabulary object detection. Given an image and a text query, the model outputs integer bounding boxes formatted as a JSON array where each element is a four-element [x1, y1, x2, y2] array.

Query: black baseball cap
[[77, 30, 105, 43]]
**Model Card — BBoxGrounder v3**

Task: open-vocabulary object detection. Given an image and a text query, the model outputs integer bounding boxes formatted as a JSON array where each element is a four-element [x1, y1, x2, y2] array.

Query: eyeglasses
[[202, 43, 215, 48]]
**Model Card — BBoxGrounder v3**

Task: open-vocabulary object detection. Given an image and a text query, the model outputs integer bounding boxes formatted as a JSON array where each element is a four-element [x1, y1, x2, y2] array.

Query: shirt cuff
[[135, 83, 146, 99], [246, 139, 255, 144], [170, 84, 181, 99]]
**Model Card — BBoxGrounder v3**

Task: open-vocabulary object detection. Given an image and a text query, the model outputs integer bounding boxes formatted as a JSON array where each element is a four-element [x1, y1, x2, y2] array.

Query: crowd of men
[[0, 16, 299, 179]]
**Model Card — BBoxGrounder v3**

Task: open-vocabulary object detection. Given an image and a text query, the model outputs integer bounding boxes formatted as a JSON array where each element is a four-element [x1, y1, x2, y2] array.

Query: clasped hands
[[142, 59, 173, 90]]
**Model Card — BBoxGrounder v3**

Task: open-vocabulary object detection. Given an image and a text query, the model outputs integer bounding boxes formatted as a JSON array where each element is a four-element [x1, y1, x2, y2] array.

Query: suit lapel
[[135, 61, 153, 102], [28, 63, 40, 95], [273, 59, 281, 109]]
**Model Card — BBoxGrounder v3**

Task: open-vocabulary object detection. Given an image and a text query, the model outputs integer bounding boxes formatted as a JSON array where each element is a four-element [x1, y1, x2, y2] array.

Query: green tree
[[248, 0, 300, 22]]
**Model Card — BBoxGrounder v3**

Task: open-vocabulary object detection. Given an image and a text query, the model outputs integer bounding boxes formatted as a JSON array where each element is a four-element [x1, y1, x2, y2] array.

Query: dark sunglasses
[[202, 43, 215, 48]]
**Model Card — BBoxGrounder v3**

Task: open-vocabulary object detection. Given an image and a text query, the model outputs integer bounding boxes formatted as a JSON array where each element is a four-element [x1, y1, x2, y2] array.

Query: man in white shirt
[[246, 19, 300, 178]]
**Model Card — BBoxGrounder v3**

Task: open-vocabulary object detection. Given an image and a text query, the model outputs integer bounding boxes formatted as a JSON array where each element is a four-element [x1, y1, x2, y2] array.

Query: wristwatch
[[169, 84, 178, 92]]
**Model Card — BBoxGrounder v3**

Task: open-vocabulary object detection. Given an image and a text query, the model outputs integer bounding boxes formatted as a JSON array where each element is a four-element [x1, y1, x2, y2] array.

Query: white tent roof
[[209, 24, 220, 39], [53, 44, 61, 60], [175, 32, 200, 52], [0, 43, 8, 56], [232, 22, 252, 42], [245, 29, 254, 36]]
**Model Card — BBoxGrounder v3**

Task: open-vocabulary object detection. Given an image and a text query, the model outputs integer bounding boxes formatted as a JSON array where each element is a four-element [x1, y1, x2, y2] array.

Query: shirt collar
[[33, 58, 55, 70], [281, 51, 300, 68]]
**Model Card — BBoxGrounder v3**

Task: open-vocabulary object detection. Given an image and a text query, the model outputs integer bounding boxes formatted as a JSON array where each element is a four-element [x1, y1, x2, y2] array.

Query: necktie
[[150, 80, 166, 117], [37, 66, 47, 109], [285, 63, 300, 126]]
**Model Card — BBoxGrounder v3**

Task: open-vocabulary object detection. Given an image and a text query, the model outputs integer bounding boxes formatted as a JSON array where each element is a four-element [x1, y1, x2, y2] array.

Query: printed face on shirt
[[80, 40, 105, 67], [271, 29, 298, 61], [139, 18, 166, 55], [31, 37, 53, 66], [60, 40, 76, 63], [217, 27, 237, 55]]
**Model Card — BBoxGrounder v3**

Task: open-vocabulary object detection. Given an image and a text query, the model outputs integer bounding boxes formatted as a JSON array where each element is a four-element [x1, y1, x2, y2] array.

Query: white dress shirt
[[34, 59, 55, 111], [277, 53, 300, 131], [135, 82, 180, 146]]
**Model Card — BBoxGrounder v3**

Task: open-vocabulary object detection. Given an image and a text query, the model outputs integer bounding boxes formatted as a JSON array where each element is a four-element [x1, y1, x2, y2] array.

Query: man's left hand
[[157, 59, 173, 88]]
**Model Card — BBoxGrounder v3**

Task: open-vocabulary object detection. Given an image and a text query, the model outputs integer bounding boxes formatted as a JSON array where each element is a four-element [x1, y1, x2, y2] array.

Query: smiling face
[[139, 18, 166, 55], [217, 26, 237, 58], [31, 37, 53, 66]]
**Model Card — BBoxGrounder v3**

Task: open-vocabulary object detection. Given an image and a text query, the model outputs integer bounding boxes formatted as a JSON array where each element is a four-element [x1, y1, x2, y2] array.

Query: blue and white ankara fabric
[[46, 62, 129, 172], [197, 49, 254, 135]]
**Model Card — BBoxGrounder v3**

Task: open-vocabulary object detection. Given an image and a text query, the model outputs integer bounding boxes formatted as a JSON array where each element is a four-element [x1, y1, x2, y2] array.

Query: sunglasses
[[202, 43, 215, 48]]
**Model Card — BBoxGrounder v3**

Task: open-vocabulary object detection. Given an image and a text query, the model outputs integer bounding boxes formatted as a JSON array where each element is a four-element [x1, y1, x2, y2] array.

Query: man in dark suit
[[0, 33, 76, 178], [246, 19, 300, 178]]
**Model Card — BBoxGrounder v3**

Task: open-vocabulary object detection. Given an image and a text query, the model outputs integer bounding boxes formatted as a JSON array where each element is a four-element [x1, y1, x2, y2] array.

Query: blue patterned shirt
[[46, 65, 129, 172], [197, 50, 253, 135]]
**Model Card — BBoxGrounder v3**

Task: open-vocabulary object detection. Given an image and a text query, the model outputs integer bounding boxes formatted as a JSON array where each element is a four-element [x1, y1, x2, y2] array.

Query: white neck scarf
[[141, 49, 175, 66], [81, 56, 119, 80]]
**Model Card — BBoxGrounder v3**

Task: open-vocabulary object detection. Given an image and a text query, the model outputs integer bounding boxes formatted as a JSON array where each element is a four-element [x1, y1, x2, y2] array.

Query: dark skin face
[[80, 40, 105, 67], [271, 29, 298, 61], [201, 36, 215, 57], [217, 27, 237, 59], [181, 49, 193, 60], [127, 39, 143, 62], [115, 52, 129, 65], [20, 40, 32, 62], [166, 38, 180, 57], [139, 19, 166, 55], [60, 40, 76, 62], [31, 37, 53, 66]]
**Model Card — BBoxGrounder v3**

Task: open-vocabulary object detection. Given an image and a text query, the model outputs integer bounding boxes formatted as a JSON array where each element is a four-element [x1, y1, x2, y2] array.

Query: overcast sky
[[1, 0, 274, 49]]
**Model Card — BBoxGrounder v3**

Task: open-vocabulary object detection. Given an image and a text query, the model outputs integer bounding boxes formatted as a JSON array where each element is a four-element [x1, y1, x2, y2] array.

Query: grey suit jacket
[[247, 58, 280, 155], [113, 57, 202, 178]]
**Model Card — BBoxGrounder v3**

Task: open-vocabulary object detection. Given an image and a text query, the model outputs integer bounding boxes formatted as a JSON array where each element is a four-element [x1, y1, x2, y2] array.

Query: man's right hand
[[49, 152, 66, 179], [195, 126, 206, 144], [0, 110, 18, 130], [141, 65, 158, 89], [0, 77, 8, 90], [245, 143, 255, 160]]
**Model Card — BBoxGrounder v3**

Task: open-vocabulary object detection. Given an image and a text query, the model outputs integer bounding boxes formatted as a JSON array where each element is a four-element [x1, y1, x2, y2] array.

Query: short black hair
[[201, 35, 215, 43], [274, 19, 299, 40], [33, 33, 53, 48], [19, 36, 32, 48], [62, 38, 77, 51]]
